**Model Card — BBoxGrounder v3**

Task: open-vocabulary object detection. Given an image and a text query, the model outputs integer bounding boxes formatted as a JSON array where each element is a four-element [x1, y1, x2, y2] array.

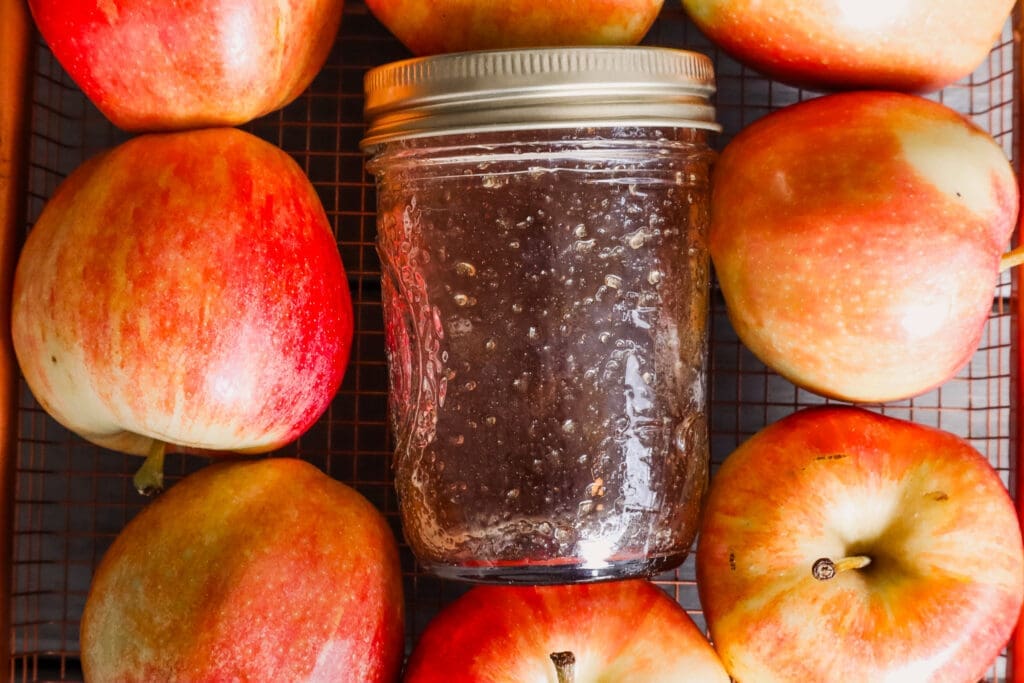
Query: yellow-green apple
[[364, 0, 663, 56], [27, 0, 344, 131], [681, 0, 1013, 93], [403, 579, 730, 682], [696, 406, 1024, 683], [81, 457, 405, 682], [709, 91, 1019, 403], [11, 127, 353, 492]]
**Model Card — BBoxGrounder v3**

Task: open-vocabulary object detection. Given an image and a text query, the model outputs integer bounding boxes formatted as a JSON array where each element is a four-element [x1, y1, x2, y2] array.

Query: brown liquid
[[372, 128, 712, 582]]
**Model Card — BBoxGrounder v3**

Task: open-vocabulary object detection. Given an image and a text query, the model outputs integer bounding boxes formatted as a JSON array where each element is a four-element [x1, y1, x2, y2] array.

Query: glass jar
[[363, 47, 718, 583]]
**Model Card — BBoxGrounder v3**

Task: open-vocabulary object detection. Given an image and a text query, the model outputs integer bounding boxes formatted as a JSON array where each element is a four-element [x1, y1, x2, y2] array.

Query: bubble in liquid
[[453, 293, 471, 306], [485, 416, 497, 426], [648, 269, 662, 285], [626, 229, 647, 249], [574, 239, 596, 253], [449, 434, 465, 446], [512, 375, 530, 393], [449, 318, 473, 336], [574, 223, 588, 238], [485, 338, 497, 351], [455, 261, 477, 277], [506, 488, 521, 500], [528, 327, 539, 340], [511, 302, 524, 313], [463, 381, 478, 391], [562, 419, 577, 434], [604, 274, 622, 289]]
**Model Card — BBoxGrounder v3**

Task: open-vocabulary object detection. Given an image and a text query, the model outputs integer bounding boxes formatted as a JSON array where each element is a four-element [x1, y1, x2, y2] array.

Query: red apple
[[11, 127, 353, 491], [708, 91, 1019, 403], [681, 0, 1013, 92], [364, 0, 663, 56], [80, 457, 404, 682], [697, 406, 1024, 682], [404, 579, 730, 682], [27, 0, 344, 131]]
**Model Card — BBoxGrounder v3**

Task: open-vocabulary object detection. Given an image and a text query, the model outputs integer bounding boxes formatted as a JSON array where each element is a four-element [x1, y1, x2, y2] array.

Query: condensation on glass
[[362, 47, 719, 583]]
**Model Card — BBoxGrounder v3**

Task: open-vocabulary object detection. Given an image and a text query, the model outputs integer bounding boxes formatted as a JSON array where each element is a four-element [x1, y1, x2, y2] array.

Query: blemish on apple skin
[[926, 490, 949, 501], [728, 552, 737, 571], [50, 355, 57, 364], [815, 453, 848, 462]]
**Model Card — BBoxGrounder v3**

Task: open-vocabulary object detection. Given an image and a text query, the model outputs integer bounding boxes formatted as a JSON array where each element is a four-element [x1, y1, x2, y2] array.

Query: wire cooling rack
[[2, 2, 1020, 680]]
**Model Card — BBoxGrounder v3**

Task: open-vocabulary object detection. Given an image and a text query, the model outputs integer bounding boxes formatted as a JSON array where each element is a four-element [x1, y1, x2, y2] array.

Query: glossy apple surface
[[404, 579, 730, 682], [697, 406, 1024, 683], [81, 457, 404, 682], [365, 0, 663, 56], [11, 127, 352, 462], [709, 91, 1018, 403], [681, 0, 1013, 92], [27, 0, 344, 131]]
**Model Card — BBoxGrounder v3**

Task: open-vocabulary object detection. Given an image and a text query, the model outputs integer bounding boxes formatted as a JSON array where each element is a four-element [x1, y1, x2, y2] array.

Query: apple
[[681, 0, 1013, 93], [11, 127, 353, 493], [364, 0, 663, 56], [80, 456, 405, 682], [27, 0, 344, 131], [403, 579, 730, 682], [696, 406, 1024, 682], [708, 91, 1019, 403]]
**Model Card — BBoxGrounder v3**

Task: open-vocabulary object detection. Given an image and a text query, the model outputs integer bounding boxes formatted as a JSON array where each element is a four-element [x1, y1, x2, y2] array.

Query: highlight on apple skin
[[697, 406, 1024, 683], [680, 0, 1014, 93], [708, 90, 1019, 404]]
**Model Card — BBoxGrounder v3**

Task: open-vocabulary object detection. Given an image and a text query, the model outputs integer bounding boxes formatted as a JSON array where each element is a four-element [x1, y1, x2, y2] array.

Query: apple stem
[[812, 555, 871, 581], [133, 440, 167, 497], [999, 244, 1024, 272], [550, 651, 575, 683]]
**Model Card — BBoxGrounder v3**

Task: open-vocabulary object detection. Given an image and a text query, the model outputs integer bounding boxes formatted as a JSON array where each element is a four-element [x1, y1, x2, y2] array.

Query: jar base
[[419, 551, 689, 585]]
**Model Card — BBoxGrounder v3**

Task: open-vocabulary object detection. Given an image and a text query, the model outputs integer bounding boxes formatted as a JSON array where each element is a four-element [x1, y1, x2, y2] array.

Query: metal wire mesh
[[8, 2, 1020, 681]]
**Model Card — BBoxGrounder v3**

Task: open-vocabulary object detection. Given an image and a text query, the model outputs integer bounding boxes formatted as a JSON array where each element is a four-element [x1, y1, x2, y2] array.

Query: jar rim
[[361, 46, 720, 149]]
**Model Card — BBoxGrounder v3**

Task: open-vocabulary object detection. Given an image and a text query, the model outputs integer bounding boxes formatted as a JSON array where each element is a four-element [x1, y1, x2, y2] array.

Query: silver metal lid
[[361, 46, 719, 149]]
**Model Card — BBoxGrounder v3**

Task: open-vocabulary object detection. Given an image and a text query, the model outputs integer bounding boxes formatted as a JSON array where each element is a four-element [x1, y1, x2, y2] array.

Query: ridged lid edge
[[362, 47, 719, 148]]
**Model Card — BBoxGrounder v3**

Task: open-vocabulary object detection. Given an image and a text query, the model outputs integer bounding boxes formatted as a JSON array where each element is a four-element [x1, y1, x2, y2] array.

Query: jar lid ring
[[362, 46, 719, 148]]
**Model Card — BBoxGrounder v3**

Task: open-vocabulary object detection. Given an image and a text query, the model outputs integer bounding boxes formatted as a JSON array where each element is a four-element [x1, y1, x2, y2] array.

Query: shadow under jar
[[362, 47, 719, 583]]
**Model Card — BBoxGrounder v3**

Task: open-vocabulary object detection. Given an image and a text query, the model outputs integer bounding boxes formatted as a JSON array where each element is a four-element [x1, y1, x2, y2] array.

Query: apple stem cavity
[[550, 651, 576, 683], [999, 245, 1024, 272], [812, 555, 871, 581], [133, 440, 167, 497]]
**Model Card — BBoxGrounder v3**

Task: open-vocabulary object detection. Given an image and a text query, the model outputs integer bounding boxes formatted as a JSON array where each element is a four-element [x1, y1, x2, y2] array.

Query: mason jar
[[362, 47, 718, 583]]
